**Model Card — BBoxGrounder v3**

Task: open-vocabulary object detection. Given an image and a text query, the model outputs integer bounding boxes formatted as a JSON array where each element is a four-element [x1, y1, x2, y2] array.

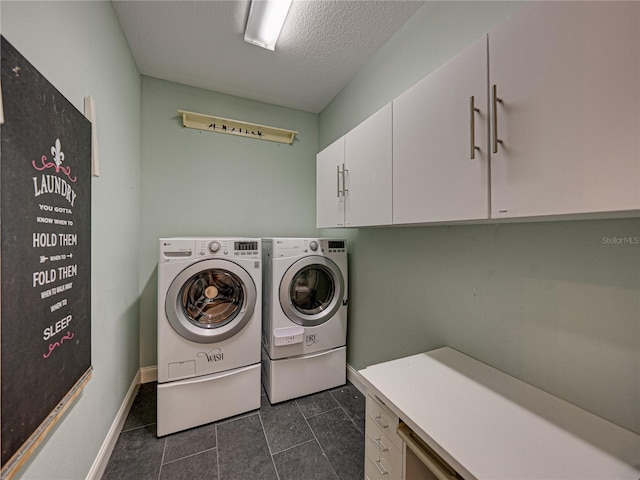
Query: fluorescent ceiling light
[[244, 0, 293, 51]]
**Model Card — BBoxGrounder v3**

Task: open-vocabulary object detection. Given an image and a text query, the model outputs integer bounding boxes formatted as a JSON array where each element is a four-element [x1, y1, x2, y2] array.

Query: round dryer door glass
[[180, 269, 244, 328], [280, 256, 345, 327], [290, 266, 334, 315]]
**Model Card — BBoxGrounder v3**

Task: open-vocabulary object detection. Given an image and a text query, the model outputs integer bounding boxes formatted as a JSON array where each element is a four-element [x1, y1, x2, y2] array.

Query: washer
[[157, 237, 261, 436], [262, 238, 348, 403]]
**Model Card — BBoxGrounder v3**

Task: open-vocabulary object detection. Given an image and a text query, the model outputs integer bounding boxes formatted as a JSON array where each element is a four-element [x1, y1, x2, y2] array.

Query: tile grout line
[[121, 421, 155, 434], [157, 432, 167, 480], [296, 400, 340, 480], [215, 409, 260, 426], [300, 405, 342, 421], [257, 410, 281, 480], [161, 446, 218, 466], [269, 437, 316, 457], [215, 424, 221, 480], [330, 388, 365, 437]]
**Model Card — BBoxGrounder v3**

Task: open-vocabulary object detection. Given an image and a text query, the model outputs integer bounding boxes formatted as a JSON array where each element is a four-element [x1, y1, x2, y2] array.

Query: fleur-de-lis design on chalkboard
[[32, 137, 76, 182], [51, 138, 65, 168]]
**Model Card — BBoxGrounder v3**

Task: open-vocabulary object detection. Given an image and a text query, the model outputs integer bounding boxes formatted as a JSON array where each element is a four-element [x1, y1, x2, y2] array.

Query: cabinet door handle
[[336, 165, 342, 197], [374, 414, 388, 429], [492, 84, 503, 153], [470, 96, 480, 159], [374, 459, 389, 475], [374, 437, 389, 452], [342, 164, 348, 195]]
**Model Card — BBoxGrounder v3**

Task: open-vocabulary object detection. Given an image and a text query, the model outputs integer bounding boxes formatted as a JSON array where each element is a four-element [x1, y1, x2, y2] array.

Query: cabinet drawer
[[366, 394, 402, 450], [364, 452, 403, 480], [366, 418, 400, 460], [366, 414, 404, 456], [366, 435, 403, 477]]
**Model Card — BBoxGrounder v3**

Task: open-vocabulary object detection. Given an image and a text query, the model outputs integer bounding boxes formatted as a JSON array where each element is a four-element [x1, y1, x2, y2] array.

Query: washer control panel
[[160, 238, 260, 261], [160, 238, 194, 261], [208, 241, 221, 253], [196, 239, 260, 258]]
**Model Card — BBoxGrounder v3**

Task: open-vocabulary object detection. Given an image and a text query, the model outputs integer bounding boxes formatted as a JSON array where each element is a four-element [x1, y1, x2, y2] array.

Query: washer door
[[166, 259, 256, 343], [279, 256, 345, 327]]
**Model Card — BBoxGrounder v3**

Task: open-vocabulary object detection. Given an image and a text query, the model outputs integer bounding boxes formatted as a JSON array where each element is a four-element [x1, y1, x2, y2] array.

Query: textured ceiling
[[112, 0, 424, 113]]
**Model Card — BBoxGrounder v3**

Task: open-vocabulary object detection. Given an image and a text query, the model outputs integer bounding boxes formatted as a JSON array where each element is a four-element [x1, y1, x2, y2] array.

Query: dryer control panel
[[325, 240, 346, 253], [272, 238, 346, 258]]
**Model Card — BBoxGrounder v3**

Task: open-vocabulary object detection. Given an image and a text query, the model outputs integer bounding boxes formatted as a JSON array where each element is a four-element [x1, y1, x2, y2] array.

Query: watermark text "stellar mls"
[[602, 236, 639, 245]]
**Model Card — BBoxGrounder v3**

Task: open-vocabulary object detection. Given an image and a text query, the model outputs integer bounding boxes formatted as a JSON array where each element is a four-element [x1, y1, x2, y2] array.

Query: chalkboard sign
[[1, 36, 92, 478]]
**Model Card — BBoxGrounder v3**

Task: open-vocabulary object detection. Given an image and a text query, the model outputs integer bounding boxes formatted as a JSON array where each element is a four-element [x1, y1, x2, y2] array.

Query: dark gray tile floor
[[102, 381, 365, 480]]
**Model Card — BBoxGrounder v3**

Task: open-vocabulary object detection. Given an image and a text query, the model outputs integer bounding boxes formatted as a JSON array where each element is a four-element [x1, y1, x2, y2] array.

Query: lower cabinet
[[365, 394, 404, 480], [364, 393, 462, 480], [360, 348, 640, 480]]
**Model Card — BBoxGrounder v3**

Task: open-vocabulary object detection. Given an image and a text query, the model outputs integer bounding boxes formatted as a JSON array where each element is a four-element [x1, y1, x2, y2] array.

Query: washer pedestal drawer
[[262, 346, 346, 403], [157, 363, 260, 436]]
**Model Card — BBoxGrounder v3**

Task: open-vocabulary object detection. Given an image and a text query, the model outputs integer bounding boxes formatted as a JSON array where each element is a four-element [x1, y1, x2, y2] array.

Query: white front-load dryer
[[157, 237, 261, 436], [262, 238, 348, 403]]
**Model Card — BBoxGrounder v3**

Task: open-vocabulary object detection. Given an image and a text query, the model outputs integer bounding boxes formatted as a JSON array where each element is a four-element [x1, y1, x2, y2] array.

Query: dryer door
[[166, 259, 256, 343], [279, 256, 345, 327]]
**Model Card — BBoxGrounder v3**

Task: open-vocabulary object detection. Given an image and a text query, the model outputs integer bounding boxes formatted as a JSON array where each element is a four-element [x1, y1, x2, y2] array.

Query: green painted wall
[[319, 1, 640, 435], [2, 1, 141, 478], [1, 3, 638, 478], [138, 76, 318, 368]]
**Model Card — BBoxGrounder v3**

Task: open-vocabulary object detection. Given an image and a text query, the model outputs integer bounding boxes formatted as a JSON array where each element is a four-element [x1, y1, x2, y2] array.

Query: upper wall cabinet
[[317, 136, 346, 228], [317, 104, 392, 228], [393, 36, 490, 225], [318, 2, 639, 229], [489, 2, 640, 219]]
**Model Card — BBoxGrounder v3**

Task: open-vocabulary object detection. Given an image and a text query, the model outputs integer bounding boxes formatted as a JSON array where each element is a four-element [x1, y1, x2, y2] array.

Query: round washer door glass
[[181, 269, 244, 327], [280, 256, 344, 327], [166, 259, 256, 343]]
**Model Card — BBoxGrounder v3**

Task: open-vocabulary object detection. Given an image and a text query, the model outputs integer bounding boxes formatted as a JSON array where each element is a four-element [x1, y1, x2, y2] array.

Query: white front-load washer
[[262, 238, 348, 403], [157, 237, 262, 436]]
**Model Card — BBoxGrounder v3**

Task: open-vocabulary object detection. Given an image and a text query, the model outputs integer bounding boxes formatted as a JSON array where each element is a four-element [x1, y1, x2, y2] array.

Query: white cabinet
[[393, 36, 489, 225], [344, 103, 393, 227], [316, 136, 345, 228], [360, 348, 640, 480], [316, 104, 392, 228], [489, 1, 640, 219], [364, 394, 404, 480], [317, 2, 640, 229]]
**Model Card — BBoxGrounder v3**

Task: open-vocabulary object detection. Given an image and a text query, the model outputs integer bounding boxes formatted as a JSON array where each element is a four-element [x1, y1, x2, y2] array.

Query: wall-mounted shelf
[[178, 110, 297, 144]]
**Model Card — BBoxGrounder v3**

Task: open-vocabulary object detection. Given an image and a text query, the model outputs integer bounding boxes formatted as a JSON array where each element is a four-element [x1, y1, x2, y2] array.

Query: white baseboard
[[140, 365, 158, 384], [346, 363, 365, 394], [86, 371, 140, 480]]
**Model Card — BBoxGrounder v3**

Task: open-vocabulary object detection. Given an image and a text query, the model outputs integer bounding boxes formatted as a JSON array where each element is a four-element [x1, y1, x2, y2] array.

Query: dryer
[[262, 238, 348, 403], [157, 237, 261, 436]]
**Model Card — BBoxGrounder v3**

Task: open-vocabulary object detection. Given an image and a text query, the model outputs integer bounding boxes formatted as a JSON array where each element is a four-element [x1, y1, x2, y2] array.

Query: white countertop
[[359, 347, 640, 480]]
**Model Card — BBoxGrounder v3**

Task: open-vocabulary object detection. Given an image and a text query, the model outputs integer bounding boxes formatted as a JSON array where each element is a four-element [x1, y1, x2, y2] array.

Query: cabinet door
[[489, 2, 640, 219], [393, 36, 489, 225], [316, 137, 345, 228], [344, 103, 393, 227], [345, 104, 393, 227]]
